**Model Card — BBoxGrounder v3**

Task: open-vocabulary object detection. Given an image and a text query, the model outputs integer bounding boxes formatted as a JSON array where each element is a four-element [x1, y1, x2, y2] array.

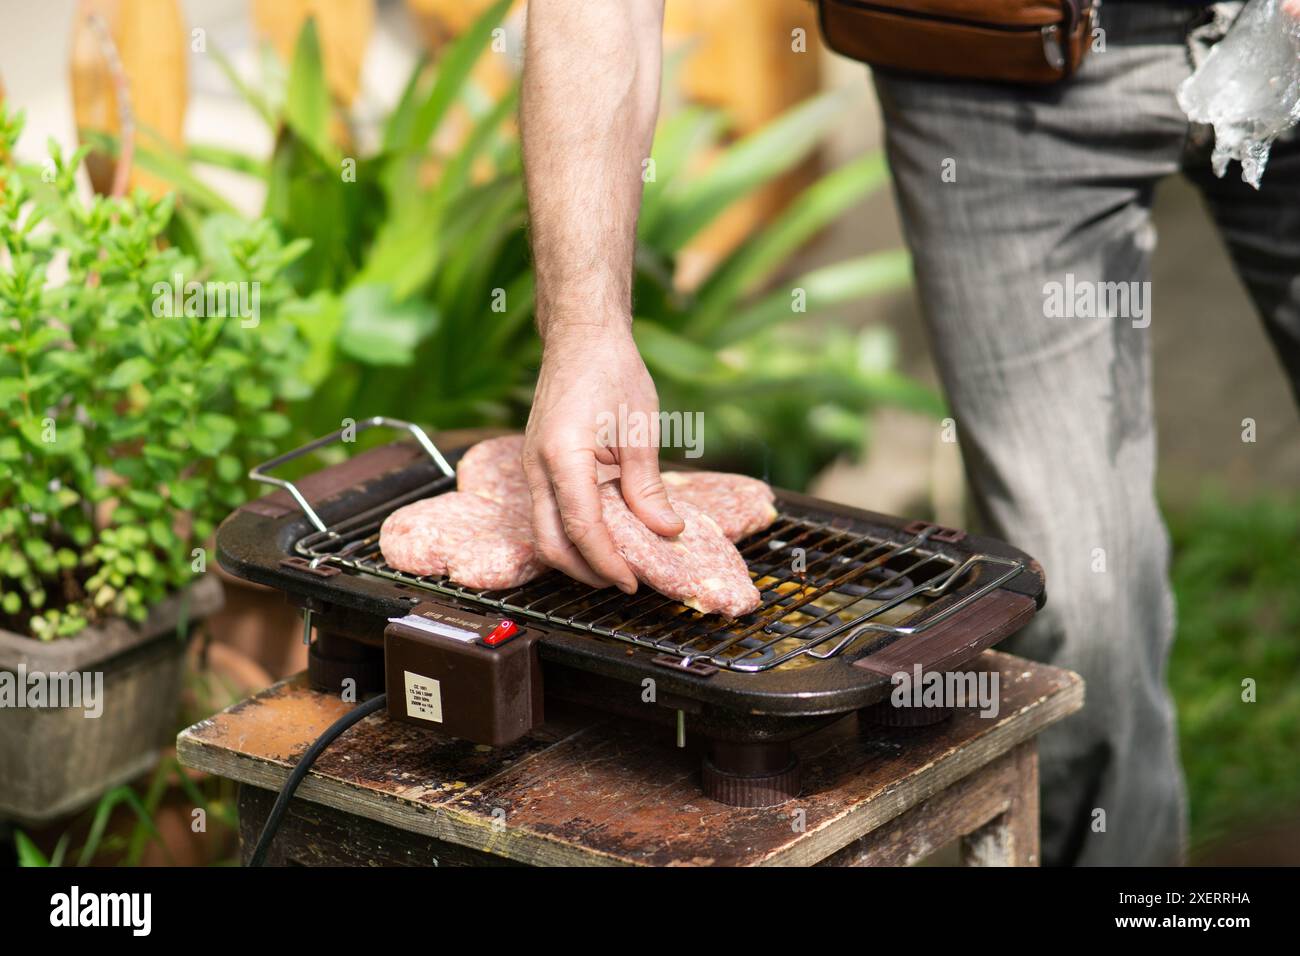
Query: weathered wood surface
[[960, 741, 1039, 866], [178, 650, 1082, 866], [818, 741, 1038, 866], [238, 783, 514, 867]]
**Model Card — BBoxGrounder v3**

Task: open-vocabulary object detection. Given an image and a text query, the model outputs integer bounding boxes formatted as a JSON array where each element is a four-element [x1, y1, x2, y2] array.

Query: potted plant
[[0, 104, 308, 824]]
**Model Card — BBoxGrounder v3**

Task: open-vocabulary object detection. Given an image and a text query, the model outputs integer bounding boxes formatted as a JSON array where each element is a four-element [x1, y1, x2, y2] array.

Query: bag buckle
[[1041, 25, 1065, 70]]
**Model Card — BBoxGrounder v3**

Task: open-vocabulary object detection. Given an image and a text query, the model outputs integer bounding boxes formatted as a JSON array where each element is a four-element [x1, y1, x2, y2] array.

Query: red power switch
[[481, 618, 520, 647]]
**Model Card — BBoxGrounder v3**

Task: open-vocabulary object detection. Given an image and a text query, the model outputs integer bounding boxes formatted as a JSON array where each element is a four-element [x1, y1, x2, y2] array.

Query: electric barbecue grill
[[217, 418, 1046, 807]]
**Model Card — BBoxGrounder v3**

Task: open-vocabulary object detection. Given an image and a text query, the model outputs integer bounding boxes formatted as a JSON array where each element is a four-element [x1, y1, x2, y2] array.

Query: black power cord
[[248, 692, 388, 867]]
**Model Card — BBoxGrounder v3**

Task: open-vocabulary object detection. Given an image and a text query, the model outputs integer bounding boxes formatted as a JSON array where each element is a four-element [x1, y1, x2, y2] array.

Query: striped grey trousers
[[873, 1, 1299, 865]]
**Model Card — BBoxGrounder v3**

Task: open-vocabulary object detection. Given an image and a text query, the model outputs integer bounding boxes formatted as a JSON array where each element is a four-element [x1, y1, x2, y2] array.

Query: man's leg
[[872, 4, 1196, 865], [1183, 125, 1300, 402]]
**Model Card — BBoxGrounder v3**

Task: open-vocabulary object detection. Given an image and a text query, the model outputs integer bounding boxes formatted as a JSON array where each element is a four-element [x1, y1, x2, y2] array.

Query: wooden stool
[[178, 649, 1082, 866]]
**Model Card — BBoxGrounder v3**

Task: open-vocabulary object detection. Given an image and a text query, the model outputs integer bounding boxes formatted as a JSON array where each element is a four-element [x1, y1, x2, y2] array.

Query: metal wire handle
[[249, 416, 453, 534]]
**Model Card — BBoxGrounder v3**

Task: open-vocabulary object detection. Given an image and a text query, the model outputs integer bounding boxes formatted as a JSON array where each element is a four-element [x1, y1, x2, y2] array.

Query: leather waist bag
[[818, 0, 1099, 85]]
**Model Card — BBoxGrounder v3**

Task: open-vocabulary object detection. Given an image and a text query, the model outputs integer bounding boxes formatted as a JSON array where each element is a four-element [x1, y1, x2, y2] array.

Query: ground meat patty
[[660, 471, 777, 542], [456, 435, 530, 508], [599, 480, 761, 618], [378, 491, 547, 591], [457, 434, 620, 510]]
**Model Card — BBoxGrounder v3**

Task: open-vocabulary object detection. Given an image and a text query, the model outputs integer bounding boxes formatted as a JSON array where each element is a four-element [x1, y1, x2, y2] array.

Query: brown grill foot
[[859, 699, 954, 727], [308, 631, 385, 696], [701, 741, 801, 807]]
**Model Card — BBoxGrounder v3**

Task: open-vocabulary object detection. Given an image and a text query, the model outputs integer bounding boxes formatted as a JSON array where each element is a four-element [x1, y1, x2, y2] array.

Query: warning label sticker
[[403, 670, 443, 723]]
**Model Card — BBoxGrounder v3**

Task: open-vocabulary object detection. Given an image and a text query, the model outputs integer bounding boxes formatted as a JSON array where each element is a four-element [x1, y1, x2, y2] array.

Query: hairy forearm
[[521, 0, 664, 338]]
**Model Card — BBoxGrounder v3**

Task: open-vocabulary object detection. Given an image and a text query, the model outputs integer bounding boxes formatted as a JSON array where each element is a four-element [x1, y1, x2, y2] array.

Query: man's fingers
[[618, 443, 683, 537], [524, 462, 612, 590], [544, 448, 638, 593]]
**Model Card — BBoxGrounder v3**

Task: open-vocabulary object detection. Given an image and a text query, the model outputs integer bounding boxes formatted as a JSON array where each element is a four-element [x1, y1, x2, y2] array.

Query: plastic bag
[[1177, 0, 1300, 189]]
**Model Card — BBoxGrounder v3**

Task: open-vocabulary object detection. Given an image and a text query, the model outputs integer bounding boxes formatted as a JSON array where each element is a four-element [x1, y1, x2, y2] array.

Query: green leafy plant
[[137, 1, 937, 487], [0, 105, 308, 639]]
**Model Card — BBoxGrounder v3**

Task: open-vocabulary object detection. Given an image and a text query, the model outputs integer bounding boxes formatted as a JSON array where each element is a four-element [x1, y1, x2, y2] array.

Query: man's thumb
[[619, 448, 684, 537]]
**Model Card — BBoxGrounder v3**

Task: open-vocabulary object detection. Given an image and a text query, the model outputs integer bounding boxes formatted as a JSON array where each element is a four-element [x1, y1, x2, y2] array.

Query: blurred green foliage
[[1166, 491, 1300, 854], [138, 0, 937, 488]]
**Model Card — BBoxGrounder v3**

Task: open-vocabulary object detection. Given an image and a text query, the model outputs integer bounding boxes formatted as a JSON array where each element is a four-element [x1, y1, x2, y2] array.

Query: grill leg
[[308, 631, 386, 696], [859, 699, 954, 727], [701, 740, 801, 808]]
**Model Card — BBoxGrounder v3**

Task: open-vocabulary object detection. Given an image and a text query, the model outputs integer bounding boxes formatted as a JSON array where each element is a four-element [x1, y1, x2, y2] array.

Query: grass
[[1166, 490, 1300, 855]]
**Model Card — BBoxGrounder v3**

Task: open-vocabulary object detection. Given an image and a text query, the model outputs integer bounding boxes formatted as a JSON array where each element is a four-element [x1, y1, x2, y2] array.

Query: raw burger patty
[[456, 435, 530, 507], [456, 434, 619, 509], [456, 436, 775, 542], [599, 480, 761, 618], [379, 491, 547, 591], [660, 471, 777, 542]]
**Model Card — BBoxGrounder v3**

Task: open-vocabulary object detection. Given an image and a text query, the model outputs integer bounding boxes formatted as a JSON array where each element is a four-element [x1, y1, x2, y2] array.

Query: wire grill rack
[[291, 478, 1026, 674]]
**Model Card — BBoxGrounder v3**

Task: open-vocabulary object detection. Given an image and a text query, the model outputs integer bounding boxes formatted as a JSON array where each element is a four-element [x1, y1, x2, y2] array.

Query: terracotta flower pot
[[206, 561, 308, 681]]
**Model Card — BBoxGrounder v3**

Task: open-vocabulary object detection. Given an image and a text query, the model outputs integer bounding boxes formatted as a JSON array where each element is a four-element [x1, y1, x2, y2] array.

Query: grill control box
[[384, 603, 543, 746]]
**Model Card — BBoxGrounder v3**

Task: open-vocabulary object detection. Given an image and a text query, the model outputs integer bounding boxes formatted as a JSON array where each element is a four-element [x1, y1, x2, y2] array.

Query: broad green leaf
[[143, 443, 184, 467], [84, 130, 238, 216], [191, 413, 238, 456], [354, 196, 444, 298], [644, 88, 852, 252], [126, 489, 165, 510], [257, 411, 291, 438], [0, 436, 22, 461], [399, 0, 513, 155], [186, 142, 269, 179], [282, 290, 343, 387], [633, 319, 737, 383], [170, 478, 203, 511], [433, 179, 525, 322], [264, 130, 354, 291], [18, 419, 83, 456], [843, 369, 946, 417], [48, 834, 70, 868], [0, 379, 27, 406], [808, 403, 867, 446], [125, 760, 174, 867], [484, 271, 535, 351], [337, 283, 439, 366], [723, 328, 943, 418], [432, 84, 520, 209], [382, 57, 432, 153], [692, 152, 891, 335], [13, 830, 47, 867], [77, 786, 164, 867], [106, 355, 154, 388], [216, 454, 242, 482], [234, 378, 273, 409], [711, 249, 911, 345], [639, 106, 726, 236], [283, 17, 335, 163]]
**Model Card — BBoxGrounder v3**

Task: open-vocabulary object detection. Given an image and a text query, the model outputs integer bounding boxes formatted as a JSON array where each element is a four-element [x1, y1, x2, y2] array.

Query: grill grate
[[291, 477, 1026, 674]]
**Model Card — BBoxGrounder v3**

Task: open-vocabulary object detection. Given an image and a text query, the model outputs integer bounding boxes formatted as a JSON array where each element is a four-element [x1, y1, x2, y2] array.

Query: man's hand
[[523, 324, 683, 592], [520, 0, 671, 589]]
